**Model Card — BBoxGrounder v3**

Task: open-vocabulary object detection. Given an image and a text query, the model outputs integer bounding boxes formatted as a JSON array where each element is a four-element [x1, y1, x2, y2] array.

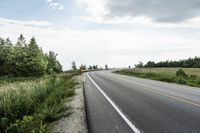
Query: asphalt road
[[84, 70, 200, 133]]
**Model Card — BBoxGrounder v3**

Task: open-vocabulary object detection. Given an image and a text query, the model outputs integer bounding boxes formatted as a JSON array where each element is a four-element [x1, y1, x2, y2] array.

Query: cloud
[[105, 0, 200, 23], [79, 0, 200, 24], [45, 0, 64, 11], [0, 18, 51, 26], [1, 18, 200, 69]]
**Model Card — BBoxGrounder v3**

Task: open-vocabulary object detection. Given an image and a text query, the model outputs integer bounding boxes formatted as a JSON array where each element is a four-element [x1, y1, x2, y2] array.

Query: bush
[[176, 68, 188, 78], [176, 77, 187, 85], [195, 78, 200, 84], [6, 116, 46, 133], [190, 75, 197, 79]]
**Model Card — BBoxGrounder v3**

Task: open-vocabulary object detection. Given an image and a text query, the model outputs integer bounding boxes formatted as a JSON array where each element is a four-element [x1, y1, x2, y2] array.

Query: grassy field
[[0, 73, 78, 133], [131, 68, 200, 76], [116, 68, 200, 88]]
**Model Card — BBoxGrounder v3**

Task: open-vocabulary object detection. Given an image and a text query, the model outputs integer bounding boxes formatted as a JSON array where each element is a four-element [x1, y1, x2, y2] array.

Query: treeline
[[0, 34, 62, 77], [71, 61, 104, 71], [135, 57, 200, 68]]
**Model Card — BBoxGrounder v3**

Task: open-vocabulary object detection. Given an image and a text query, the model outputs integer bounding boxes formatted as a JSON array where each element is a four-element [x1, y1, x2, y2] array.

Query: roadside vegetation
[[0, 34, 62, 77], [0, 74, 76, 132], [116, 68, 200, 88], [0, 35, 80, 132]]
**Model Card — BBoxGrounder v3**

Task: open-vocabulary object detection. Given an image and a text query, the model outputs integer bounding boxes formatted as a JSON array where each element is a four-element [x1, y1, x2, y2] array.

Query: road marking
[[87, 73, 141, 133], [106, 74, 200, 108], [141, 87, 200, 108]]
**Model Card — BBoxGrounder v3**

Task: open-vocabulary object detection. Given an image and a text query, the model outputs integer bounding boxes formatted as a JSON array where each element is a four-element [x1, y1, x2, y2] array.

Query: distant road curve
[[84, 70, 200, 133]]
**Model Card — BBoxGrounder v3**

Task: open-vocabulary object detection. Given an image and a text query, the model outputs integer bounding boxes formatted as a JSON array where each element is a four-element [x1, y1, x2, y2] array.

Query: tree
[[25, 37, 48, 76], [92, 65, 98, 70], [71, 61, 77, 71], [3, 38, 14, 75], [105, 65, 108, 70], [46, 51, 62, 74], [79, 64, 86, 71], [13, 35, 29, 76], [135, 61, 143, 68], [145, 61, 155, 68], [16, 34, 26, 47], [0, 35, 63, 77], [0, 38, 6, 75], [88, 66, 92, 70]]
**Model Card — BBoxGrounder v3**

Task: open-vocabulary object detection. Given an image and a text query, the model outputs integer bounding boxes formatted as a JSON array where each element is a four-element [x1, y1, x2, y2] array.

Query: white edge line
[[87, 73, 141, 133]]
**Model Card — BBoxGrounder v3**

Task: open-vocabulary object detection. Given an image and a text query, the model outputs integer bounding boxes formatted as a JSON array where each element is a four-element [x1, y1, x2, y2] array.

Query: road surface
[[84, 71, 200, 133]]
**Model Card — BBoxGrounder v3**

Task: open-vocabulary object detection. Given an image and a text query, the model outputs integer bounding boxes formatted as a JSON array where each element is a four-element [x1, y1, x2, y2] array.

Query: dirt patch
[[52, 74, 88, 133]]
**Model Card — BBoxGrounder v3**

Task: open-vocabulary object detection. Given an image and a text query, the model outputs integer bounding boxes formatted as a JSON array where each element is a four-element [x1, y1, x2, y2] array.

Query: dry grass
[[132, 68, 200, 76], [0, 78, 46, 93]]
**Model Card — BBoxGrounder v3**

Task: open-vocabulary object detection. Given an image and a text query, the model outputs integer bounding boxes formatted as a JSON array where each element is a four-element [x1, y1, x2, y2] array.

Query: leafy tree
[[0, 35, 63, 77], [135, 61, 143, 68], [145, 61, 155, 68]]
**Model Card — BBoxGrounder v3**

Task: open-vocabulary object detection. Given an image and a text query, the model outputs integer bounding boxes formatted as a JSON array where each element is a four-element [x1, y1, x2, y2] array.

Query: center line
[[87, 73, 141, 133]]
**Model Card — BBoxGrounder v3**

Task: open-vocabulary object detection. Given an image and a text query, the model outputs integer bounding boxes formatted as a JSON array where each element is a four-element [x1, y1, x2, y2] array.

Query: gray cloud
[[105, 0, 200, 22]]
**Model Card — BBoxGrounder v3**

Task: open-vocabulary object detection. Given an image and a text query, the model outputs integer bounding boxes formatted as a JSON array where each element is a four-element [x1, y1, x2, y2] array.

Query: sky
[[1, 0, 200, 70]]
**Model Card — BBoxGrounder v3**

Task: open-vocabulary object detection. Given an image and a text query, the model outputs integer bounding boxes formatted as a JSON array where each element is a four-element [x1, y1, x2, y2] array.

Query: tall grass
[[0, 74, 76, 133]]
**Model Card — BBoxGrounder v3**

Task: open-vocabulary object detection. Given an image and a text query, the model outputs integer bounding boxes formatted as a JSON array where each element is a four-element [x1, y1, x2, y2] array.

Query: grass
[[132, 68, 200, 76], [115, 68, 200, 88], [0, 73, 78, 133]]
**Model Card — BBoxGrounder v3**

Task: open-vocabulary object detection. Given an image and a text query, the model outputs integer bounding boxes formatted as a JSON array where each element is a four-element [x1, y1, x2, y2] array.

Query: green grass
[[115, 68, 200, 88], [0, 74, 77, 133]]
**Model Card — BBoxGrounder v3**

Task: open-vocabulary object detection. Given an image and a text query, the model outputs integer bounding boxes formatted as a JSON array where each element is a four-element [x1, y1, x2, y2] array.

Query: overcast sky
[[1, 0, 200, 69]]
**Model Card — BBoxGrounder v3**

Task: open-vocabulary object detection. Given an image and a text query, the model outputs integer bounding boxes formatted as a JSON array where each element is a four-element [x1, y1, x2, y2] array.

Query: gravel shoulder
[[52, 74, 88, 133]]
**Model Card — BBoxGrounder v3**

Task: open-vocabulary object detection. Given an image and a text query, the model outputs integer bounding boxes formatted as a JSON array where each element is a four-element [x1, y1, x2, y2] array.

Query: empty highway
[[84, 71, 200, 133]]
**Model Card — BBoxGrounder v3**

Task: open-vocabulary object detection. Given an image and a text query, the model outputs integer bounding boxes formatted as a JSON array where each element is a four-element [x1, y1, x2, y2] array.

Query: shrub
[[176, 68, 188, 78], [190, 75, 197, 79], [6, 116, 46, 133], [196, 78, 200, 84], [176, 77, 187, 85]]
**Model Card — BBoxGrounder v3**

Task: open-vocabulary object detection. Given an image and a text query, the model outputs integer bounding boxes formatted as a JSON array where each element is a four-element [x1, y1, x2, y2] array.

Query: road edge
[[52, 74, 88, 133]]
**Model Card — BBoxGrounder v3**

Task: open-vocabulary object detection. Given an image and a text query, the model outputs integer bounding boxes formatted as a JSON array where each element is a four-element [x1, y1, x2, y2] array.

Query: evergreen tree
[[71, 61, 77, 71], [13, 35, 29, 76], [16, 34, 26, 47], [47, 51, 62, 74], [26, 37, 48, 76]]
